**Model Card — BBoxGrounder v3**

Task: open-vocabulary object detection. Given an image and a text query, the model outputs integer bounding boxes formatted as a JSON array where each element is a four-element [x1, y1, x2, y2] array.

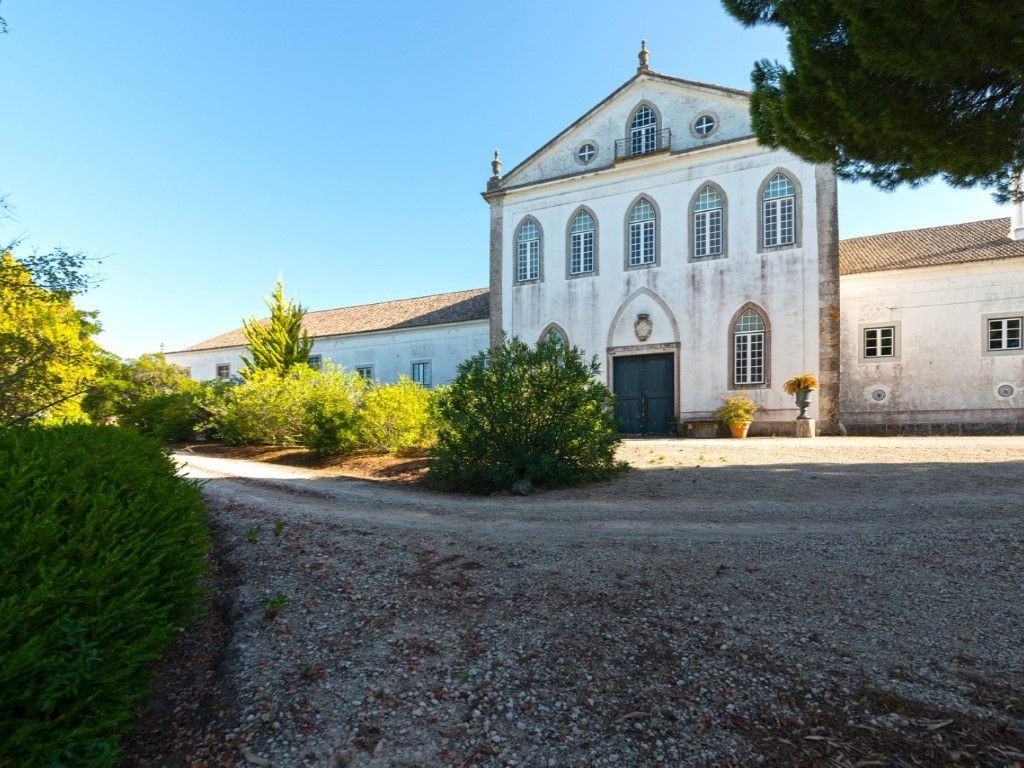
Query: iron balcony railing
[[614, 128, 672, 160]]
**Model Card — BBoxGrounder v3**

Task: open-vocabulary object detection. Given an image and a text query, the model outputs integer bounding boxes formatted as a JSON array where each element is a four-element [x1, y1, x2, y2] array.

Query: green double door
[[612, 353, 675, 436]]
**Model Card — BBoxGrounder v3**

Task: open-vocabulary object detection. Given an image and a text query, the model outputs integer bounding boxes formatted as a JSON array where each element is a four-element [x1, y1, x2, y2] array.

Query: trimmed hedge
[[0, 425, 209, 767]]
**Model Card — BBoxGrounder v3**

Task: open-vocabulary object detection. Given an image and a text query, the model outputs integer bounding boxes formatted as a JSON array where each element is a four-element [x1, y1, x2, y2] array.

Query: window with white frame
[[762, 173, 796, 248], [569, 210, 595, 275], [216, 363, 231, 380], [988, 316, 1022, 351], [308, 354, 322, 370], [733, 309, 766, 386], [515, 219, 541, 282], [863, 326, 895, 358], [542, 326, 568, 346], [182, 367, 192, 379], [693, 113, 717, 137], [628, 199, 656, 266], [629, 105, 658, 155], [355, 365, 374, 380], [576, 143, 596, 164], [693, 186, 724, 258], [411, 361, 432, 387]]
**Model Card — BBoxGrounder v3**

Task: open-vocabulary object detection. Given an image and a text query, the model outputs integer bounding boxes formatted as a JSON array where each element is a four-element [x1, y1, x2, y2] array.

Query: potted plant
[[783, 373, 819, 420], [714, 395, 758, 439]]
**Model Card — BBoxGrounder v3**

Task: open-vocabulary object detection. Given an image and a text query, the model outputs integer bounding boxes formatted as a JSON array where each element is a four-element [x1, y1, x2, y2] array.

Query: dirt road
[[125, 437, 1024, 767]]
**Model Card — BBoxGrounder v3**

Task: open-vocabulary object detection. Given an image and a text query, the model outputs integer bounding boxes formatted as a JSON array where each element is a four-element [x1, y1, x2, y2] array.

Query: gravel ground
[[123, 437, 1024, 767]]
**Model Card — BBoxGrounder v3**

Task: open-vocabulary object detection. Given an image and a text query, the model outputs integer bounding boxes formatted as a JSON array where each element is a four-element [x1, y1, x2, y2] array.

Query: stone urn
[[795, 388, 813, 420]]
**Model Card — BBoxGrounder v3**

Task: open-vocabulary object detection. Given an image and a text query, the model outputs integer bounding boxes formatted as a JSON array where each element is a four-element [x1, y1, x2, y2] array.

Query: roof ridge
[[840, 217, 1010, 243]]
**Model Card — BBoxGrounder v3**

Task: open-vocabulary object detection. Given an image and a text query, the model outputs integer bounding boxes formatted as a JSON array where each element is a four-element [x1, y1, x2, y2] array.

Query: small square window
[[308, 354, 322, 370], [216, 363, 231, 380], [988, 317, 1022, 351], [863, 326, 895, 358], [356, 365, 374, 380], [411, 361, 432, 387]]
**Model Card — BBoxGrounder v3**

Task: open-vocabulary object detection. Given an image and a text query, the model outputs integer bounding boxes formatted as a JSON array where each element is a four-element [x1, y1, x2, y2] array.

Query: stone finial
[[638, 40, 650, 72], [1011, 171, 1024, 241], [491, 149, 502, 178]]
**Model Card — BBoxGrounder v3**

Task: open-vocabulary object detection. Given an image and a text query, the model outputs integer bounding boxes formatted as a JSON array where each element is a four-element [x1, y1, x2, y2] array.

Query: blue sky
[[2, 1, 1008, 357]]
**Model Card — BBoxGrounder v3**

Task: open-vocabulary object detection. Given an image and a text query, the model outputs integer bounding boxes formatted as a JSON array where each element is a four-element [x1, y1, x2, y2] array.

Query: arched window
[[629, 104, 658, 155], [761, 173, 797, 248], [539, 323, 568, 346], [569, 209, 596, 275], [732, 308, 768, 386], [692, 185, 724, 258], [627, 198, 657, 267], [515, 218, 541, 282]]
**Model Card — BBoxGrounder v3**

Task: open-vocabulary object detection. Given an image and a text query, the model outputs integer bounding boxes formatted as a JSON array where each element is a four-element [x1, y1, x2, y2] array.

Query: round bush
[[359, 377, 437, 453], [0, 424, 209, 767], [429, 336, 622, 492]]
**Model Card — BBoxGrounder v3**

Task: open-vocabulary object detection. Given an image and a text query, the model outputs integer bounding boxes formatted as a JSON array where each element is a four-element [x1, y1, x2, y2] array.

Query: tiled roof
[[182, 288, 489, 352], [839, 217, 1024, 275]]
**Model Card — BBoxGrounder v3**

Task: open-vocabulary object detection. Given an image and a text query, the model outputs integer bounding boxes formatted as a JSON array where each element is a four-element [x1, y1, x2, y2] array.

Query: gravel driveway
[[124, 437, 1024, 767]]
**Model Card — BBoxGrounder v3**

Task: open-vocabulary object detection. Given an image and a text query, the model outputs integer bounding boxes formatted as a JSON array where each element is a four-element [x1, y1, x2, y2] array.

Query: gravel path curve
[[124, 437, 1024, 767]]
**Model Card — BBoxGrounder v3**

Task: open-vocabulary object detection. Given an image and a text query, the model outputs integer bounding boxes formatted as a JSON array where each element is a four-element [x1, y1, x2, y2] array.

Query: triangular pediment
[[497, 71, 752, 190]]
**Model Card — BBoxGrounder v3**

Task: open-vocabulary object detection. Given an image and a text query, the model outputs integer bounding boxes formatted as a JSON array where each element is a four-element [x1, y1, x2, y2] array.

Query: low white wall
[[840, 259, 1024, 425], [166, 320, 490, 386]]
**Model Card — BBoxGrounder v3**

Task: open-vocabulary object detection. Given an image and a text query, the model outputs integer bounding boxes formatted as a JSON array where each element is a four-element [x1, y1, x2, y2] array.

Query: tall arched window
[[515, 218, 541, 282], [627, 198, 657, 267], [761, 173, 796, 248], [692, 185, 724, 258], [569, 209, 596, 275], [539, 323, 569, 346], [732, 307, 768, 386], [629, 104, 658, 155]]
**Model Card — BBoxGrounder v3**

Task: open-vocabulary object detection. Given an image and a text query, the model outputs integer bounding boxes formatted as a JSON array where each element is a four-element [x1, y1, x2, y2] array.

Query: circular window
[[691, 113, 718, 139], [576, 142, 597, 164], [997, 383, 1016, 398], [871, 388, 888, 402]]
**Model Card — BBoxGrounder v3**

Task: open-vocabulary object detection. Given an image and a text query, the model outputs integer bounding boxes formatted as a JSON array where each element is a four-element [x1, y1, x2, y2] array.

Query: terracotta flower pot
[[729, 421, 751, 439]]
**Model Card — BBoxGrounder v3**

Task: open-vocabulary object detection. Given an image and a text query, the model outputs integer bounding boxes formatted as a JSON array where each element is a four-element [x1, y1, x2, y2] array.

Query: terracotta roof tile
[[839, 217, 1024, 275], [182, 288, 489, 352]]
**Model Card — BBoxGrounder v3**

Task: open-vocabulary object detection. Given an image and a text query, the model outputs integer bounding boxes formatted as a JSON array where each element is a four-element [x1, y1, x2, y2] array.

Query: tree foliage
[[0, 251, 104, 426], [721, 0, 1024, 201], [429, 336, 622, 493], [239, 280, 313, 378]]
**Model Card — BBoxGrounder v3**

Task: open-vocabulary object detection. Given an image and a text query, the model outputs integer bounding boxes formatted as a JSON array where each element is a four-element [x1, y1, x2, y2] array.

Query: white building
[[483, 43, 839, 435], [839, 218, 1024, 433], [165, 47, 1024, 436], [165, 288, 489, 388]]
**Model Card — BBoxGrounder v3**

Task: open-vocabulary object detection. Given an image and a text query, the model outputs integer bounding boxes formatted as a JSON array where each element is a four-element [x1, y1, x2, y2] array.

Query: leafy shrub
[[714, 395, 759, 426], [782, 373, 819, 395], [301, 366, 366, 457], [0, 424, 209, 767], [124, 391, 205, 441], [429, 336, 622, 492], [359, 376, 436, 453], [213, 367, 316, 446]]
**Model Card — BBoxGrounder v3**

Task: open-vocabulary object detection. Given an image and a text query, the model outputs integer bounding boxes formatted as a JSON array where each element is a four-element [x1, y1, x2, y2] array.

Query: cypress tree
[[721, 0, 1024, 202], [239, 280, 313, 379]]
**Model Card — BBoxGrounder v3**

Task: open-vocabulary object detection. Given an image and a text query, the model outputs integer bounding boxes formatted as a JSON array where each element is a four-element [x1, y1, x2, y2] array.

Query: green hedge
[[0, 425, 209, 767]]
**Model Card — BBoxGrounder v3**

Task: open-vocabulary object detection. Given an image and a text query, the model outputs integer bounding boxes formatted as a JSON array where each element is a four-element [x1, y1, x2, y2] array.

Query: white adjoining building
[[166, 46, 1024, 436]]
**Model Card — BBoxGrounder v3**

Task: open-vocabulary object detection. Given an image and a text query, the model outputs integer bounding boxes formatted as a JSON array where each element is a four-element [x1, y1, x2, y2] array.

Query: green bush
[[212, 367, 315, 446], [359, 376, 437, 453], [0, 424, 209, 767], [124, 391, 205, 441], [429, 336, 622, 492], [301, 367, 366, 457]]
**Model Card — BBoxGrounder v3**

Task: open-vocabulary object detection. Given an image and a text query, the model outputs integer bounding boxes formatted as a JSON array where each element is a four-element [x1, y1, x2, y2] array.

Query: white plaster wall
[[166, 320, 489, 386], [500, 141, 823, 421], [840, 260, 1024, 424], [504, 76, 753, 188]]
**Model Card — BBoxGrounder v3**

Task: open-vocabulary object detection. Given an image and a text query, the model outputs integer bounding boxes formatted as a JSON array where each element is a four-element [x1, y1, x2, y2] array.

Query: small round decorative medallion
[[997, 383, 1016, 398], [871, 388, 887, 402], [634, 313, 653, 342]]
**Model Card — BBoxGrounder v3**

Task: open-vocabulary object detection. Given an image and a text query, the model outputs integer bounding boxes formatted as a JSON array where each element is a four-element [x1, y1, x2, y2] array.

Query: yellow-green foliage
[[212, 367, 317, 446], [0, 425, 209, 767], [713, 395, 759, 426], [359, 376, 437, 453], [0, 252, 104, 426], [302, 366, 367, 457]]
